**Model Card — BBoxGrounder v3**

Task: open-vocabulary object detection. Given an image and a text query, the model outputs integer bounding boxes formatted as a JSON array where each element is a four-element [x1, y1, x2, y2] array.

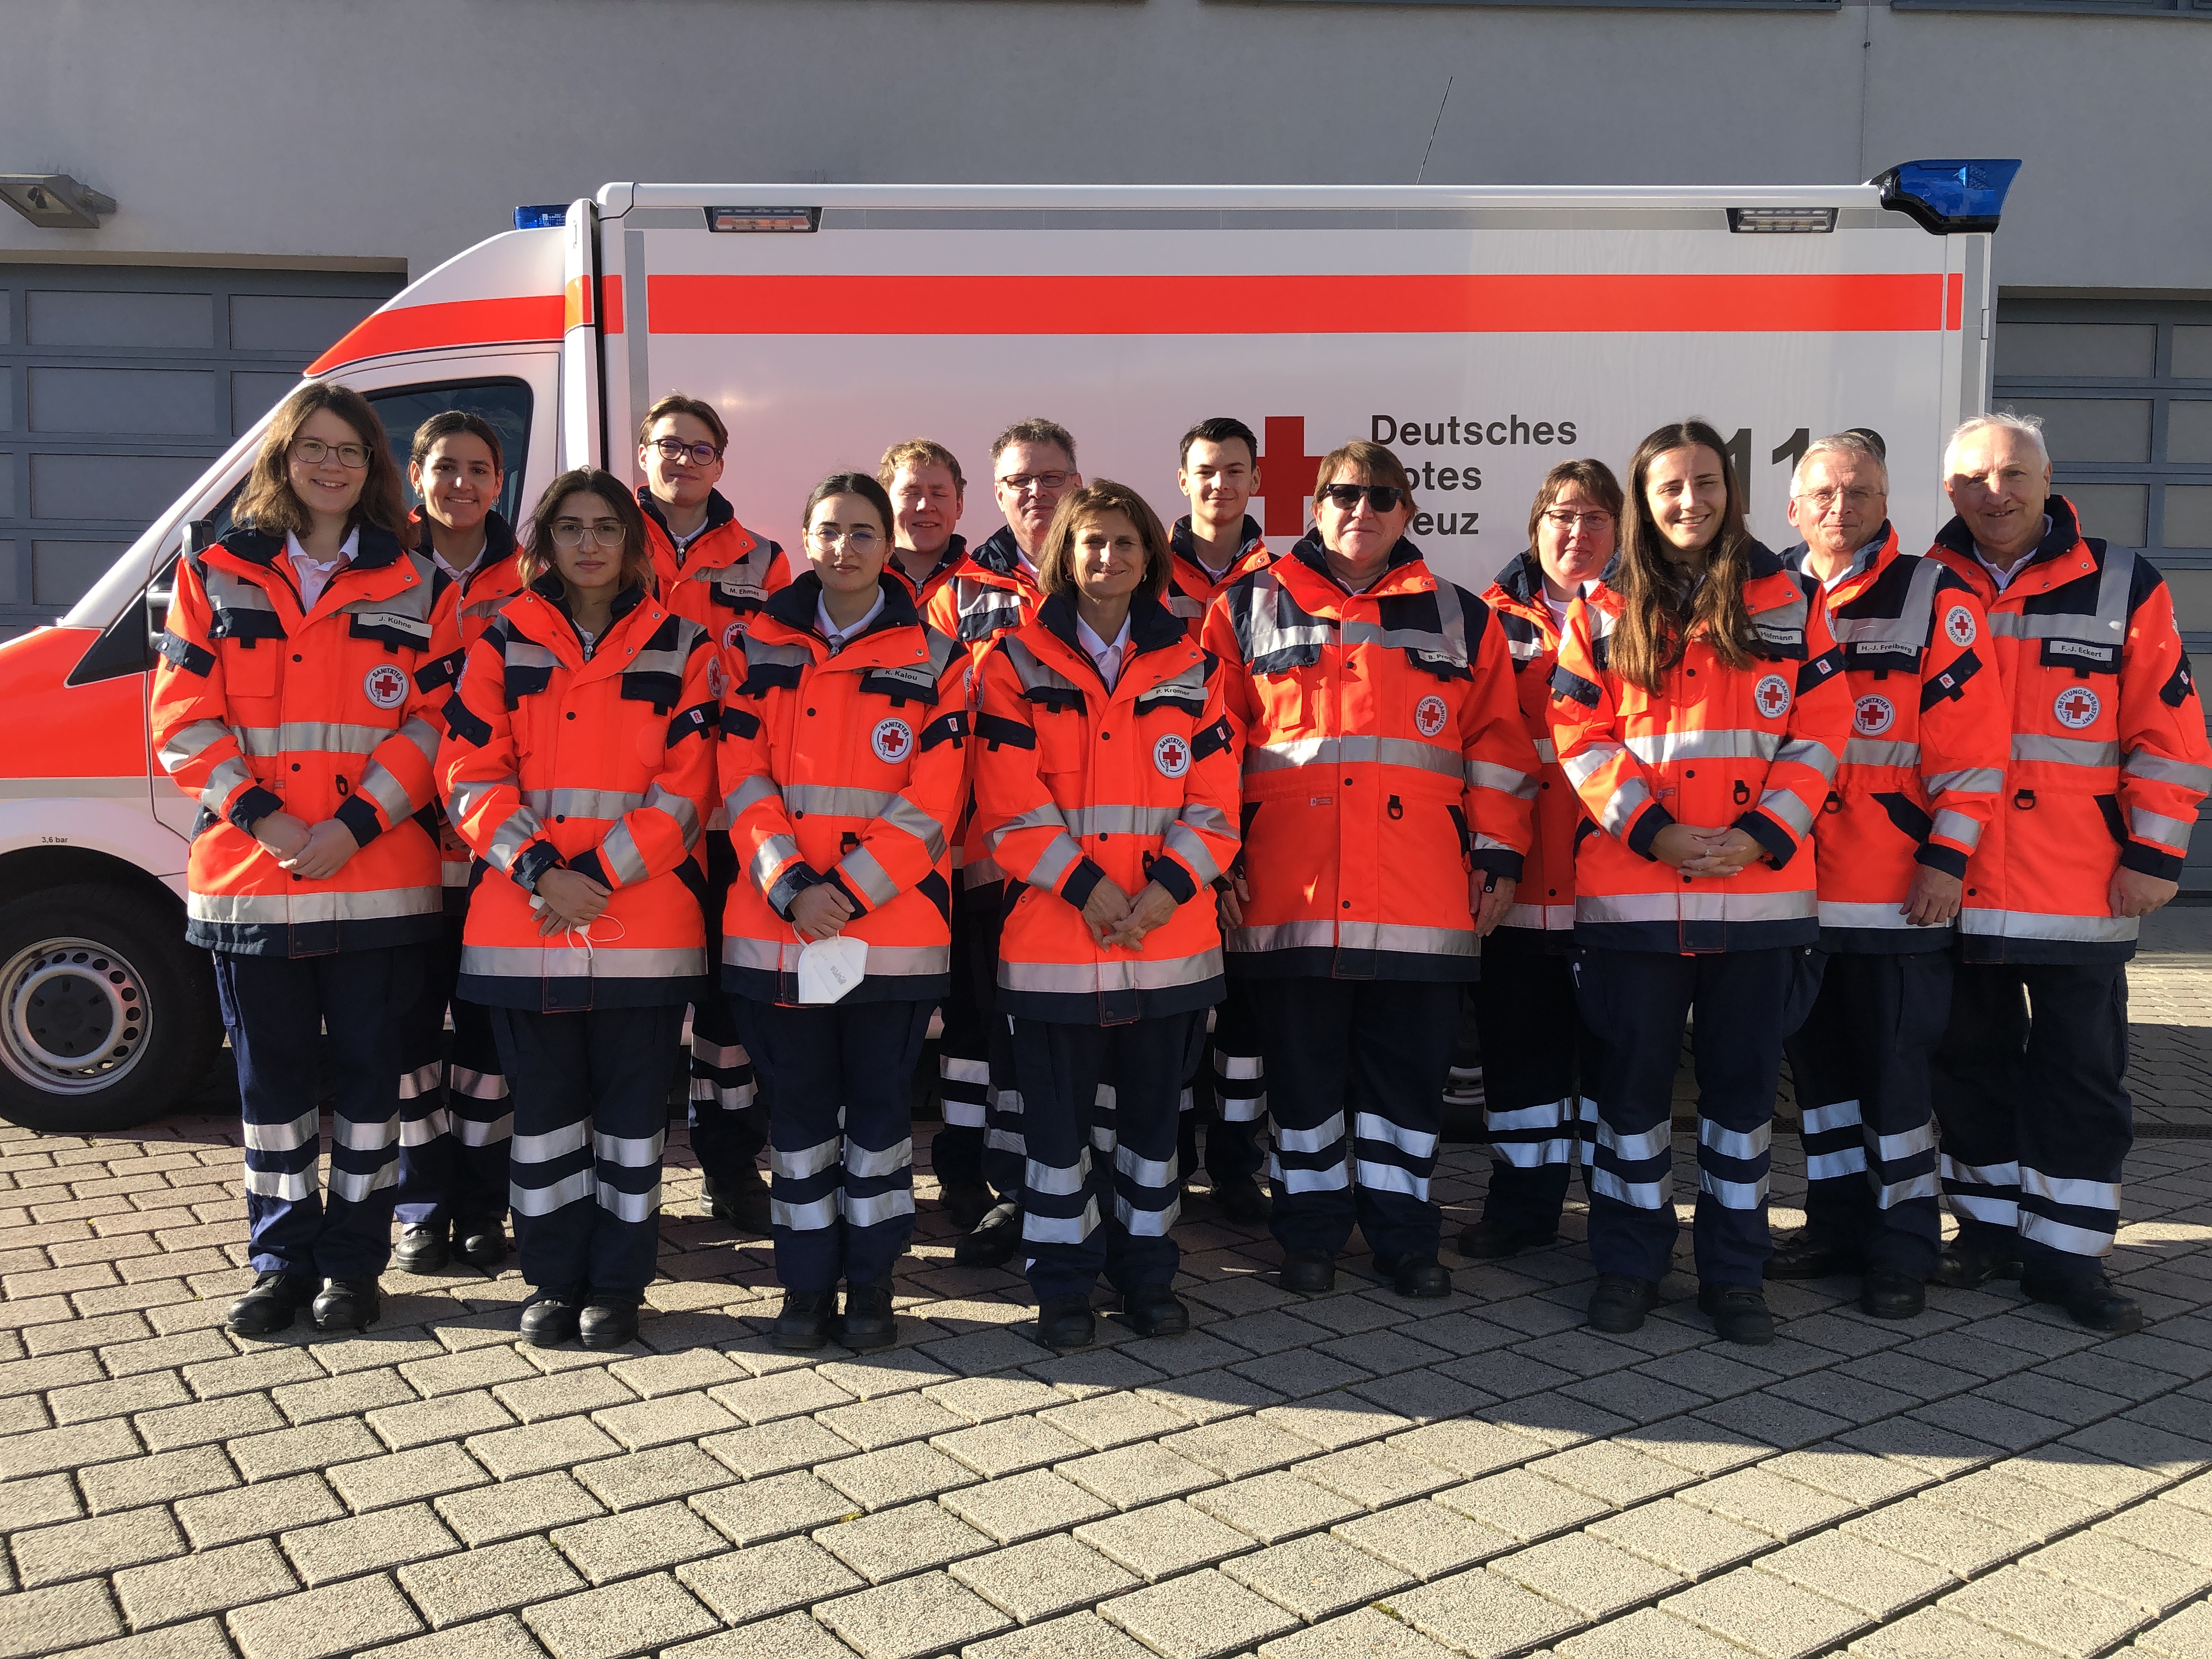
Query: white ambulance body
[[0, 169, 2012, 1130]]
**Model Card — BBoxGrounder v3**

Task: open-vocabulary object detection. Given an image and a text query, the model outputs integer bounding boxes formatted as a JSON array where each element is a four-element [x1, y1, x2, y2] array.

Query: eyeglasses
[[809, 526, 881, 551], [1795, 487, 1881, 513], [1543, 509, 1615, 531], [292, 437, 371, 470], [1319, 483, 1406, 513], [651, 437, 722, 467], [549, 520, 627, 549], [996, 471, 1071, 495]]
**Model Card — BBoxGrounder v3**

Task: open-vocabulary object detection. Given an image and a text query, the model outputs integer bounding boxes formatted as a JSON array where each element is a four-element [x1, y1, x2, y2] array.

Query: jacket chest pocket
[[219, 639, 280, 699], [1032, 706, 1091, 779]]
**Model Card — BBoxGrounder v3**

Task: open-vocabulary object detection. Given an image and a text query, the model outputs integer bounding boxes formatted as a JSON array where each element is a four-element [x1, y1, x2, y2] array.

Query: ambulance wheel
[[0, 884, 221, 1134]]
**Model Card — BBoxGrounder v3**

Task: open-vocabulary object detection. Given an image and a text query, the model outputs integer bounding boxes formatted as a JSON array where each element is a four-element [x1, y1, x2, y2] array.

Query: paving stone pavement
[[4, 913, 2212, 1659]]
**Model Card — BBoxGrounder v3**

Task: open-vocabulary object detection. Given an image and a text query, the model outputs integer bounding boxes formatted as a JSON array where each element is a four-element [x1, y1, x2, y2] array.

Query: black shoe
[[1036, 1295, 1096, 1351], [1588, 1274, 1661, 1333], [311, 1277, 380, 1333], [520, 1290, 581, 1347], [1456, 1219, 1557, 1262], [225, 1271, 316, 1336], [1123, 1284, 1189, 1338], [1932, 1235, 2023, 1289], [838, 1282, 898, 1351], [940, 1181, 994, 1232], [579, 1293, 641, 1351], [1280, 1249, 1336, 1295], [703, 1166, 772, 1233], [955, 1200, 1023, 1268], [452, 1218, 508, 1270], [1209, 1176, 1271, 1227], [775, 1289, 835, 1351], [1765, 1236, 1866, 1280], [392, 1223, 450, 1274], [1860, 1267, 1926, 1321], [1699, 1283, 1776, 1346], [1375, 1252, 1452, 1299], [2022, 1271, 2142, 1335]]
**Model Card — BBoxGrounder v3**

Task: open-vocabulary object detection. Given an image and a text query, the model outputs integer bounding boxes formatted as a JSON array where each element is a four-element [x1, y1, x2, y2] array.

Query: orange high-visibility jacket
[[889, 533, 967, 616], [152, 524, 450, 958], [1201, 533, 1537, 981], [1549, 544, 1852, 953], [1482, 551, 1606, 943], [927, 525, 1045, 894], [1798, 522, 2007, 952], [417, 509, 527, 909], [1923, 496, 2211, 963], [437, 579, 716, 1011], [1166, 514, 1271, 642], [972, 591, 1240, 1024], [719, 575, 969, 1004]]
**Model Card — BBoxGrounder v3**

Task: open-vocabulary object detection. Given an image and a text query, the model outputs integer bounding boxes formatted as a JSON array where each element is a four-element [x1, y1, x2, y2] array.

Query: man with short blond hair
[[878, 437, 968, 611]]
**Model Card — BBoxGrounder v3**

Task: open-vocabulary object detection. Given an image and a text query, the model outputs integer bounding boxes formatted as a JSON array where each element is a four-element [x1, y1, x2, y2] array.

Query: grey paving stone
[[821, 1442, 981, 1512], [328, 1442, 492, 1512], [2071, 1413, 2212, 1481], [12, 1505, 187, 1588], [1257, 1397, 1409, 1453], [398, 1536, 587, 1628], [919, 1327, 1053, 1379], [933, 1414, 1090, 1480], [1922, 1465, 2104, 1541], [550, 1497, 727, 1584], [1528, 1440, 1696, 1509], [49, 1369, 191, 1425], [2002, 1446, 2169, 1513], [708, 1365, 858, 1425], [1040, 1391, 1191, 1452], [398, 1345, 538, 1398], [941, 1468, 1114, 1545], [1911, 1393, 2073, 1454], [173, 1472, 343, 1549], [182, 1346, 325, 1400], [2023, 1530, 2212, 1615], [0, 1581, 125, 1657], [112, 1537, 298, 1629], [1434, 1467, 1609, 1543], [229, 1417, 385, 1483], [1559, 1369, 1709, 1427], [818, 1347, 957, 1400], [275, 1367, 418, 1429], [1194, 1469, 1365, 1544], [816, 1569, 1014, 1659], [1938, 1563, 2151, 1657], [2135, 1600, 2212, 1659], [1387, 1564, 1585, 1658], [605, 1346, 744, 1397], [1, 1415, 141, 1479], [1255, 1606, 1460, 1657], [821, 1391, 969, 1453], [433, 1470, 604, 1546], [55, 1616, 242, 1659], [1553, 1608, 1756, 1658], [962, 1609, 1155, 1659], [1058, 1441, 1217, 1511], [1588, 1497, 1776, 1582], [365, 1387, 514, 1452], [693, 1469, 858, 1547], [81, 1445, 239, 1514], [699, 1414, 860, 1479], [1224, 1532, 1413, 1621], [569, 1441, 732, 1511], [665, 1612, 860, 1658], [224, 1572, 424, 1659], [1207, 1310, 1338, 1358], [1695, 1393, 1852, 1454], [1024, 1346, 1167, 1400], [674, 1534, 862, 1624], [1491, 1532, 1685, 1620], [1843, 1606, 2058, 1658], [1101, 1566, 1301, 1659], [1165, 1416, 1325, 1479], [359, 1613, 548, 1659], [1385, 1419, 1546, 1480], [1834, 1415, 2002, 1479], [1229, 1350, 1373, 1401], [520, 1571, 720, 1659], [1614, 1416, 1770, 1477], [1076, 1499, 1260, 1582], [1332, 1499, 1519, 1581], [1347, 1367, 1489, 1426], [815, 1498, 996, 1583], [2098, 1497, 2212, 1568], [923, 1375, 1063, 1426], [952, 1533, 1140, 1624], [1758, 1444, 1934, 1507], [1432, 1349, 1577, 1402], [1753, 1528, 1956, 1620], [278, 1501, 460, 1585], [1662, 1565, 1871, 1658], [1678, 1465, 1860, 1542], [464, 1415, 622, 1481], [1293, 1443, 1458, 1510]]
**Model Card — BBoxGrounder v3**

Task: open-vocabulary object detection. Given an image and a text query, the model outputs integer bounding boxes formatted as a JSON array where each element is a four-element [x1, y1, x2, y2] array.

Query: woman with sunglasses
[[1550, 420, 1848, 1345], [1203, 442, 1536, 1299], [1460, 460, 1623, 1263], [151, 382, 450, 1336], [720, 473, 968, 1351], [438, 468, 718, 1348]]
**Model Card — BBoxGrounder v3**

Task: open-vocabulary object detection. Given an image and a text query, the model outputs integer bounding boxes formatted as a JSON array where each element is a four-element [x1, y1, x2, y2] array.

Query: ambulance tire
[[0, 883, 222, 1134]]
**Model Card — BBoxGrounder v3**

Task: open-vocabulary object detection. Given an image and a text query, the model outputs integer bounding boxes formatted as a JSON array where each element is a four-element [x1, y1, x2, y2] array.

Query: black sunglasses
[[1318, 483, 1406, 512]]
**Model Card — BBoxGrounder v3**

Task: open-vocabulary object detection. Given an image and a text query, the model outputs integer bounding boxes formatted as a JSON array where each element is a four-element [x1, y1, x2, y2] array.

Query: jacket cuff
[[768, 862, 828, 921], [511, 839, 563, 895], [1059, 857, 1109, 911], [825, 869, 870, 916], [1914, 841, 1971, 879], [2122, 840, 2185, 882], [568, 848, 611, 889], [229, 786, 285, 836], [334, 795, 383, 849], [1624, 802, 1675, 862], [1150, 856, 1198, 906], [1735, 810, 1798, 870], [1471, 849, 1524, 883]]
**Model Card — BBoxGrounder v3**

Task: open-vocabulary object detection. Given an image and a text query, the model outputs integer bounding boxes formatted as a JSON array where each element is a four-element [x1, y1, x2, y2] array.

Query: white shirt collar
[[284, 527, 359, 607], [1972, 515, 2052, 594], [816, 588, 885, 650], [1799, 535, 1884, 593], [1075, 612, 1132, 690]]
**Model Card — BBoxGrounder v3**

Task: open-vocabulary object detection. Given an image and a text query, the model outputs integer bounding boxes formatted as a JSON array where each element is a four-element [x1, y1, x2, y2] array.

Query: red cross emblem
[[1754, 674, 1792, 720], [2053, 687, 2102, 729], [1255, 416, 1330, 538], [871, 718, 913, 762], [362, 665, 408, 709], [1853, 694, 1894, 736], [1154, 733, 1191, 778]]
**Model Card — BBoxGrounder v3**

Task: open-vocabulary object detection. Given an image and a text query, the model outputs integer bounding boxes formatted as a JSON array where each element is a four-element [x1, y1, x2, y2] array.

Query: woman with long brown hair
[[1549, 419, 1848, 1345]]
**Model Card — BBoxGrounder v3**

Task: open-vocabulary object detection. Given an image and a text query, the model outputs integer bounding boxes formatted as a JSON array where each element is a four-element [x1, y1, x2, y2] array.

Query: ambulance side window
[[366, 378, 534, 524]]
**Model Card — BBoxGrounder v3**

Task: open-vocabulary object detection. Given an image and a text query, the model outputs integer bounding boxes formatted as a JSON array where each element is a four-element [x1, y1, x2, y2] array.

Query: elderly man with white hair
[[1921, 412, 2211, 1333], [1768, 430, 2008, 1319]]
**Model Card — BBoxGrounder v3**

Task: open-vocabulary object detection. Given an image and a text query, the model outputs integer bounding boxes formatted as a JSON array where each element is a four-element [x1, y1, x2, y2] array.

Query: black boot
[[1374, 1253, 1452, 1298], [1123, 1284, 1189, 1338], [1456, 1218, 1556, 1261], [226, 1271, 317, 1337], [392, 1223, 450, 1274], [1036, 1295, 1096, 1351], [703, 1166, 771, 1232], [453, 1217, 509, 1270], [1764, 1234, 1866, 1280], [939, 1182, 994, 1232], [955, 1199, 1023, 1268], [1209, 1176, 1271, 1228], [2022, 1270, 2142, 1334], [579, 1291, 642, 1350], [1860, 1267, 1926, 1321], [311, 1277, 380, 1333], [776, 1289, 836, 1351], [1587, 1274, 1660, 1333], [520, 1288, 581, 1347], [1279, 1249, 1335, 1295], [1698, 1283, 1776, 1346], [838, 1282, 898, 1351]]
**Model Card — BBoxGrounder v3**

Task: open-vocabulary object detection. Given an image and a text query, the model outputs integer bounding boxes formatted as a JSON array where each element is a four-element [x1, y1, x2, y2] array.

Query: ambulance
[[0, 163, 2017, 1131]]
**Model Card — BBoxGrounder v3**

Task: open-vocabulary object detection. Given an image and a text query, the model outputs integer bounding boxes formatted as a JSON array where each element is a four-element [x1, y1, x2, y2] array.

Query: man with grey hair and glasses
[[1768, 431, 2007, 1319], [1921, 412, 2210, 1333]]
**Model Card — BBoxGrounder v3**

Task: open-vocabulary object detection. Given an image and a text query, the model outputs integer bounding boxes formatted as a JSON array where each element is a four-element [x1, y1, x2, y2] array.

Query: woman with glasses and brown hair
[[437, 467, 718, 1349], [1460, 460, 1623, 1263], [973, 479, 1241, 1350], [1202, 442, 1536, 1300], [1549, 419, 1848, 1345], [151, 382, 451, 1336]]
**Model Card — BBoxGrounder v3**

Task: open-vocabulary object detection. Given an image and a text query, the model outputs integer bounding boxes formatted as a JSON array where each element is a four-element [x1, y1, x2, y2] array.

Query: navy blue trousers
[[932, 879, 999, 1194], [1013, 1011, 1202, 1301], [690, 832, 766, 1182], [393, 915, 510, 1230], [1255, 978, 1461, 1262], [1179, 980, 1267, 1187], [749, 997, 933, 1293], [215, 945, 425, 1279], [1575, 945, 1823, 1287], [1470, 940, 1594, 1238], [490, 1002, 685, 1297]]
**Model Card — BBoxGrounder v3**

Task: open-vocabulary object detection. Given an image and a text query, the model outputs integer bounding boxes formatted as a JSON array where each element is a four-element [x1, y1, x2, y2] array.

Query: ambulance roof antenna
[[1415, 76, 1454, 185]]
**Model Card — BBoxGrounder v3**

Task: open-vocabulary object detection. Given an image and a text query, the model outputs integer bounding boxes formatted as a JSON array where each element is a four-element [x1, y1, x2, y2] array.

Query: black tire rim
[[1, 936, 153, 1096]]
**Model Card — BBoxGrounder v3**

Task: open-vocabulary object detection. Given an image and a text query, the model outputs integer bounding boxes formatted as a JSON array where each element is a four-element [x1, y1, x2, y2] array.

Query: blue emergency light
[[513, 204, 570, 231], [1872, 160, 2022, 235]]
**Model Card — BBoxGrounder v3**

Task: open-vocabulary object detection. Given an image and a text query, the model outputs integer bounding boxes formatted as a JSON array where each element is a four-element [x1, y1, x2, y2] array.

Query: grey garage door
[[0, 264, 405, 638]]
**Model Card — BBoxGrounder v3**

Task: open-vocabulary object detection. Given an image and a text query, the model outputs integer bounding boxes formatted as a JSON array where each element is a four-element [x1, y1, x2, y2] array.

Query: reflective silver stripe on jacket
[[2125, 749, 2212, 793], [1959, 907, 2138, 945], [741, 634, 812, 671], [232, 722, 394, 758], [1226, 921, 1472, 957], [1467, 759, 1537, 799], [1231, 568, 1331, 662], [1624, 728, 1782, 766], [189, 887, 443, 924], [1930, 809, 1984, 849], [460, 943, 707, 979], [198, 757, 255, 817], [1002, 637, 1085, 701], [1576, 888, 1815, 926], [523, 787, 647, 821], [786, 783, 894, 819], [999, 947, 1224, 996], [749, 833, 802, 893], [1818, 900, 1923, 931], [2131, 807, 2194, 849], [726, 775, 782, 819], [2012, 735, 2120, 769], [1987, 543, 2134, 642], [1773, 738, 1840, 782], [1925, 766, 2001, 794], [356, 760, 416, 824], [723, 935, 949, 977], [160, 719, 233, 775], [1843, 738, 1920, 769], [1244, 733, 1463, 779], [1830, 554, 1944, 653]]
